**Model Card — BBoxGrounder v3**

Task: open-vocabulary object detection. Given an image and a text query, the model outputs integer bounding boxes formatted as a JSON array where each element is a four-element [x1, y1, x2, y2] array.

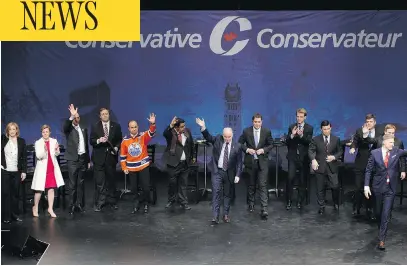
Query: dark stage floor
[[2, 174, 407, 265]]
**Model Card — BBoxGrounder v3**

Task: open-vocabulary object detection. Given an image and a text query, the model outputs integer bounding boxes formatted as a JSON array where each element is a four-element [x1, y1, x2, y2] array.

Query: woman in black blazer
[[1, 122, 27, 224]]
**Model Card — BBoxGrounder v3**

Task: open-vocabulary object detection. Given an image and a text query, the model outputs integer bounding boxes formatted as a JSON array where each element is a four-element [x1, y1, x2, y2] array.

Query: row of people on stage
[[2, 106, 406, 251]]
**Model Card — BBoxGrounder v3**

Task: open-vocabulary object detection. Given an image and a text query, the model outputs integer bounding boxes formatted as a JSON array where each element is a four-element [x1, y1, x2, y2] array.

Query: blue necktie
[[368, 131, 372, 149], [254, 130, 259, 159]]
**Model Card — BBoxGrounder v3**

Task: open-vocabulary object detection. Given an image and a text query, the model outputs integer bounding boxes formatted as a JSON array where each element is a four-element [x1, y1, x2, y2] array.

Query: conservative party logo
[[209, 16, 252, 56]]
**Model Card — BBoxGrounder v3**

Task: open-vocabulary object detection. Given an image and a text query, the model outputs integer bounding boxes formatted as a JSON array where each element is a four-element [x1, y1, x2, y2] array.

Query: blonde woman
[[32, 125, 65, 218], [1, 122, 27, 224]]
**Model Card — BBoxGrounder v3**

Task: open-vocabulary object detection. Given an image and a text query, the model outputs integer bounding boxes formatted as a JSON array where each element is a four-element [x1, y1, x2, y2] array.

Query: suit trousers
[[315, 168, 339, 207], [286, 156, 308, 203], [246, 160, 268, 209], [1, 170, 21, 221], [373, 186, 395, 242], [212, 169, 233, 218], [67, 154, 87, 208], [167, 161, 189, 205], [128, 167, 151, 206], [93, 155, 117, 207], [354, 168, 373, 211]]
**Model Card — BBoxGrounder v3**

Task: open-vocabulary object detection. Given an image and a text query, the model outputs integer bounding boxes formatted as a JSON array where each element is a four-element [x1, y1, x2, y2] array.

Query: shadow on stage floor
[[2, 169, 407, 265]]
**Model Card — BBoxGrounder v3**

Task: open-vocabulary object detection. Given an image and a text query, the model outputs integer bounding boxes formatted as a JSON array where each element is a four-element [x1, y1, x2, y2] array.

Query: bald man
[[196, 118, 243, 225], [120, 114, 156, 214]]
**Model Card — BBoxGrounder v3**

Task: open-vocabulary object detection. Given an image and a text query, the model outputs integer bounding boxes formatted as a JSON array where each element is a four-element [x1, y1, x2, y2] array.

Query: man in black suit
[[163, 117, 196, 210], [63, 104, 90, 215], [196, 118, 242, 225], [309, 120, 343, 214], [364, 134, 407, 250], [90, 108, 122, 212], [285, 108, 313, 210], [350, 113, 384, 217], [238, 113, 273, 218], [375, 124, 406, 178]]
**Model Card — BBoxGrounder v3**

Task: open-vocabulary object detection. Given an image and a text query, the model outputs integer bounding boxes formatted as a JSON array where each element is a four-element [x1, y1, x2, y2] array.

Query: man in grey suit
[[196, 118, 242, 225], [63, 104, 90, 215]]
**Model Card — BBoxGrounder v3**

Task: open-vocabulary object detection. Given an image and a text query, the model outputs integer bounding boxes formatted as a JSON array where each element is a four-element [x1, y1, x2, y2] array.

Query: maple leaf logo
[[223, 32, 237, 42]]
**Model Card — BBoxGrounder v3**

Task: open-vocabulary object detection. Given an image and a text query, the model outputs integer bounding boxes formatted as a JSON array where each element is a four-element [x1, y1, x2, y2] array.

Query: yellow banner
[[0, 0, 140, 41]]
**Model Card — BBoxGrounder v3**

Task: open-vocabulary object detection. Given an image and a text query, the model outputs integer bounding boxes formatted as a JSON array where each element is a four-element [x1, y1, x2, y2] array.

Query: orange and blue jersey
[[120, 124, 156, 172]]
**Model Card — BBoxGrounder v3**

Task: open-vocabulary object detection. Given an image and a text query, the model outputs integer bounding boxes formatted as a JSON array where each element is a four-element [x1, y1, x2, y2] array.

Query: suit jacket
[[365, 148, 407, 193], [375, 137, 406, 172], [201, 129, 243, 177], [1, 134, 27, 173], [351, 126, 384, 170], [90, 121, 122, 165], [238, 126, 273, 170], [63, 119, 90, 163], [163, 126, 196, 167], [308, 134, 343, 174], [286, 123, 314, 162]]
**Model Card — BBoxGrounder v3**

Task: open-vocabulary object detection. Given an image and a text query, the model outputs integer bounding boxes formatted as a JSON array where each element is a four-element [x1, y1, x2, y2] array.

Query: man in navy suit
[[364, 134, 407, 250], [196, 118, 242, 225]]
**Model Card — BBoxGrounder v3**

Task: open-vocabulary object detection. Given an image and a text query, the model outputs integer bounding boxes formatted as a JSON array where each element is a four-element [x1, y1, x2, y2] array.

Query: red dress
[[45, 141, 57, 189]]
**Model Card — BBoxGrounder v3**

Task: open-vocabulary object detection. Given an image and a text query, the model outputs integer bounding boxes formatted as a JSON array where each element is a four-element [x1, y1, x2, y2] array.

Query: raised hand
[[170, 116, 178, 128], [68, 104, 78, 117], [147, 113, 156, 124], [196, 117, 205, 128]]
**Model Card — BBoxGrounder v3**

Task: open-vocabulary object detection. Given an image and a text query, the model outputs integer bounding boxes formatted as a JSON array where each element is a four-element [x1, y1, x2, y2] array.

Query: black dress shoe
[[248, 205, 254, 212], [223, 215, 230, 223], [144, 205, 149, 214], [286, 201, 292, 210], [181, 204, 191, 210], [261, 210, 268, 218], [318, 207, 325, 214], [211, 218, 219, 225], [77, 205, 84, 213], [131, 206, 140, 214], [165, 201, 174, 209]]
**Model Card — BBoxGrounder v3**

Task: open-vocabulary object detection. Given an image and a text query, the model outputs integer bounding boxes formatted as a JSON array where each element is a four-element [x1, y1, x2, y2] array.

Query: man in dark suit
[[163, 116, 196, 210], [196, 118, 242, 225], [350, 114, 384, 217], [63, 104, 90, 214], [375, 124, 406, 178], [364, 134, 407, 250], [309, 120, 343, 214], [285, 108, 313, 210], [238, 113, 273, 218], [90, 108, 122, 212]]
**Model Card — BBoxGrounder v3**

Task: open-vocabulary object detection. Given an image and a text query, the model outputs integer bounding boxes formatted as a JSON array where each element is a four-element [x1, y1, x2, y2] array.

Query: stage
[[2, 174, 407, 265]]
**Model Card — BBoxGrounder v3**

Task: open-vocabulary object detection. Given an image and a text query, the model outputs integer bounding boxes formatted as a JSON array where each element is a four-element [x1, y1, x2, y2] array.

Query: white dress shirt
[[4, 140, 18, 172], [363, 128, 375, 138], [218, 142, 231, 168], [179, 131, 187, 161], [70, 116, 86, 155]]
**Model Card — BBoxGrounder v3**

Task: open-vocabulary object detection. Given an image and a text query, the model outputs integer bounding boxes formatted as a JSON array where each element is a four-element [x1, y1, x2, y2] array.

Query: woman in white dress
[[32, 125, 65, 218]]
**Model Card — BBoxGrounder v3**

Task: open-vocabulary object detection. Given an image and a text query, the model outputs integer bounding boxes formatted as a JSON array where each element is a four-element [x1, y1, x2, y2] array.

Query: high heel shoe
[[32, 206, 39, 217], [47, 209, 57, 218]]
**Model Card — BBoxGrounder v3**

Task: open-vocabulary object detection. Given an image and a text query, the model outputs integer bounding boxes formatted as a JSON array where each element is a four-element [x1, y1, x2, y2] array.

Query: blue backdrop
[[2, 11, 407, 147]]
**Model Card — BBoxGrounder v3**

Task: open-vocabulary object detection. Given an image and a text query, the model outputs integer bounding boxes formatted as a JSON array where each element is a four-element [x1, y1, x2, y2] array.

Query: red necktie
[[384, 151, 390, 184]]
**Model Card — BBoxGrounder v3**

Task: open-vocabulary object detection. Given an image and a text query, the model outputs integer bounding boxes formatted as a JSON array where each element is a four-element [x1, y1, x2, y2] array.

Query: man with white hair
[[364, 134, 407, 250], [196, 118, 243, 225]]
